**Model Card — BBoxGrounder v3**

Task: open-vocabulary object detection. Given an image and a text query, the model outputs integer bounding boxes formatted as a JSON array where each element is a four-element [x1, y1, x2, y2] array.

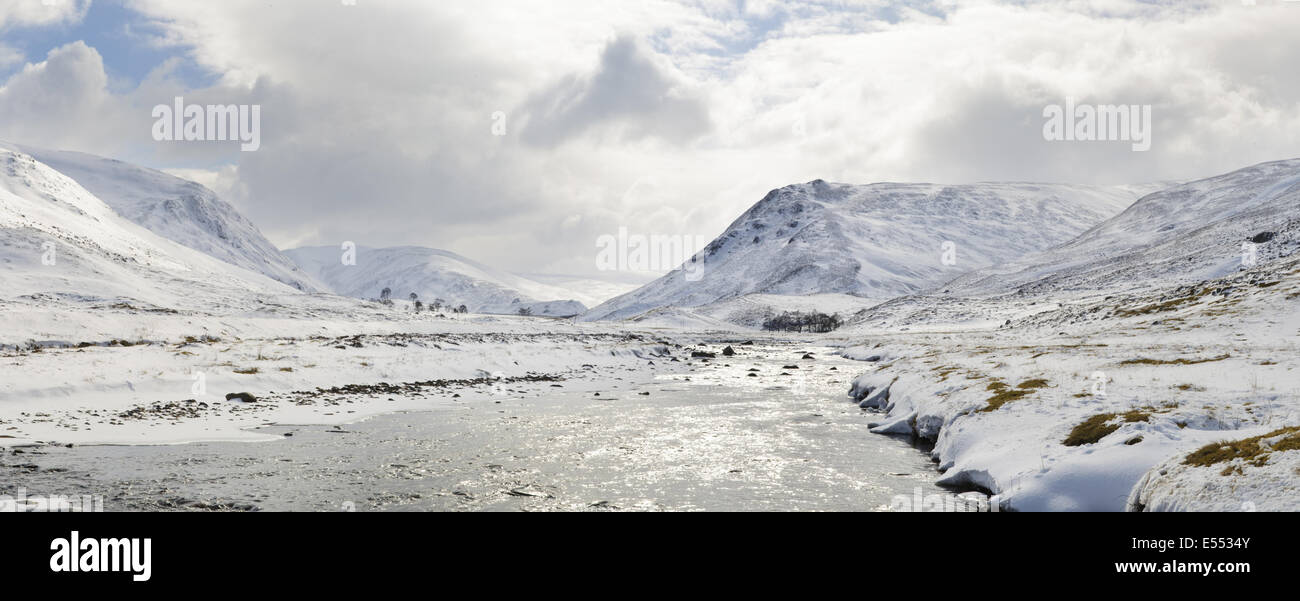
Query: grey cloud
[[519, 35, 712, 146]]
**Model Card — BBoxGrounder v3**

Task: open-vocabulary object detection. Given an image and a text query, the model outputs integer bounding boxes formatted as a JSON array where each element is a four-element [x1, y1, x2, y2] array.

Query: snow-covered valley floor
[[3, 270, 1298, 511], [4, 245, 1298, 512], [0, 306, 697, 447]]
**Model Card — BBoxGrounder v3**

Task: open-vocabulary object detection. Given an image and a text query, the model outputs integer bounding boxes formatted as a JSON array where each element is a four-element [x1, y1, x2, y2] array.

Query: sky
[[1, 0, 1298, 277]]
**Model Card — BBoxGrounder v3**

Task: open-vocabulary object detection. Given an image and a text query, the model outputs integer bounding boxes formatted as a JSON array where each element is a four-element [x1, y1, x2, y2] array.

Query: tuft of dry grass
[[1063, 414, 1123, 446], [1063, 407, 1165, 446], [1120, 354, 1230, 366], [1114, 289, 1209, 317], [1183, 426, 1300, 469], [978, 378, 1050, 412]]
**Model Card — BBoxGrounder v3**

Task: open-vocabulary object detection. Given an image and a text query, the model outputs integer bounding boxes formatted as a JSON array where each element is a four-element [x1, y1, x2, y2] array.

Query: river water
[[2, 344, 942, 511]]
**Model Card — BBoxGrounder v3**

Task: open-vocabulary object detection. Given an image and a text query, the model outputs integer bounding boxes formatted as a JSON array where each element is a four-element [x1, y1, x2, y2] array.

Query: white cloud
[[1, 0, 1298, 276], [0, 42, 127, 154], [0, 0, 90, 31]]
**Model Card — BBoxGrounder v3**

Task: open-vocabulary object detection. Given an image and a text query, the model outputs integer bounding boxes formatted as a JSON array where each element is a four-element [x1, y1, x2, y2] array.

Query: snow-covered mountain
[[285, 245, 587, 317], [1, 142, 324, 293], [831, 159, 1300, 512], [582, 179, 1149, 321], [944, 158, 1300, 297], [0, 147, 298, 311], [839, 158, 1300, 333]]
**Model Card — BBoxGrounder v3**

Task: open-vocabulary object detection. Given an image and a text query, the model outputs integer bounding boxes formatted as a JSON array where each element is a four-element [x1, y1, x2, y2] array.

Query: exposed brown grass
[[1183, 426, 1300, 469], [1114, 290, 1208, 317], [1120, 354, 1230, 366], [1063, 414, 1123, 446], [978, 378, 1050, 412], [1063, 407, 1166, 446]]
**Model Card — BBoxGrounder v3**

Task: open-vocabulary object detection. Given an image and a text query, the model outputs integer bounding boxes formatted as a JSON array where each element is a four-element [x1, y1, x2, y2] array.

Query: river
[[2, 343, 943, 511]]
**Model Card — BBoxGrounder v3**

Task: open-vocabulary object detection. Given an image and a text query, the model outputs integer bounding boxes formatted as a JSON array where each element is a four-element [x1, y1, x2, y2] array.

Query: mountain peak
[[582, 180, 1146, 321]]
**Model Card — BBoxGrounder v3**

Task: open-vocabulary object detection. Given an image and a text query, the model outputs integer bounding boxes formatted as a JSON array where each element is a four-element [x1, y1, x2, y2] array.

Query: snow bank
[[836, 286, 1300, 511]]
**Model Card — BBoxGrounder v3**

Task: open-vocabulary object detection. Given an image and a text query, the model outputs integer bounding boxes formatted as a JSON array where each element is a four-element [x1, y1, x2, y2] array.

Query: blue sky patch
[[1, 0, 215, 90]]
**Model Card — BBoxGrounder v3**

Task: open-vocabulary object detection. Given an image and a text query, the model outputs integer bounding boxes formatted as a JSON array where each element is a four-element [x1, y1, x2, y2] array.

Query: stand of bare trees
[[761, 310, 842, 333], [373, 288, 469, 315]]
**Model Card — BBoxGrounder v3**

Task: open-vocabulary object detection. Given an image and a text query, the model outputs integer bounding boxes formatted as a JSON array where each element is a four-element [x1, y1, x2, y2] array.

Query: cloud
[[0, 0, 90, 31], [0, 43, 23, 69], [0, 42, 127, 154], [1, 0, 1298, 277], [519, 35, 712, 146]]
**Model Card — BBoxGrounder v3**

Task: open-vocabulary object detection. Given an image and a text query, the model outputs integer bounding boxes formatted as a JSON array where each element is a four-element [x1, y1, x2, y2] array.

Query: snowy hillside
[[826, 157, 1300, 511], [2, 142, 325, 293], [285, 245, 587, 317], [944, 159, 1300, 298], [0, 147, 298, 313], [582, 179, 1147, 321], [834, 245, 1300, 511]]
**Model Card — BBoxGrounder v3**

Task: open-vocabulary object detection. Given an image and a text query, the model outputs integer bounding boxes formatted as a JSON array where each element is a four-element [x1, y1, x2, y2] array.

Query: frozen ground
[[0, 308, 697, 447]]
